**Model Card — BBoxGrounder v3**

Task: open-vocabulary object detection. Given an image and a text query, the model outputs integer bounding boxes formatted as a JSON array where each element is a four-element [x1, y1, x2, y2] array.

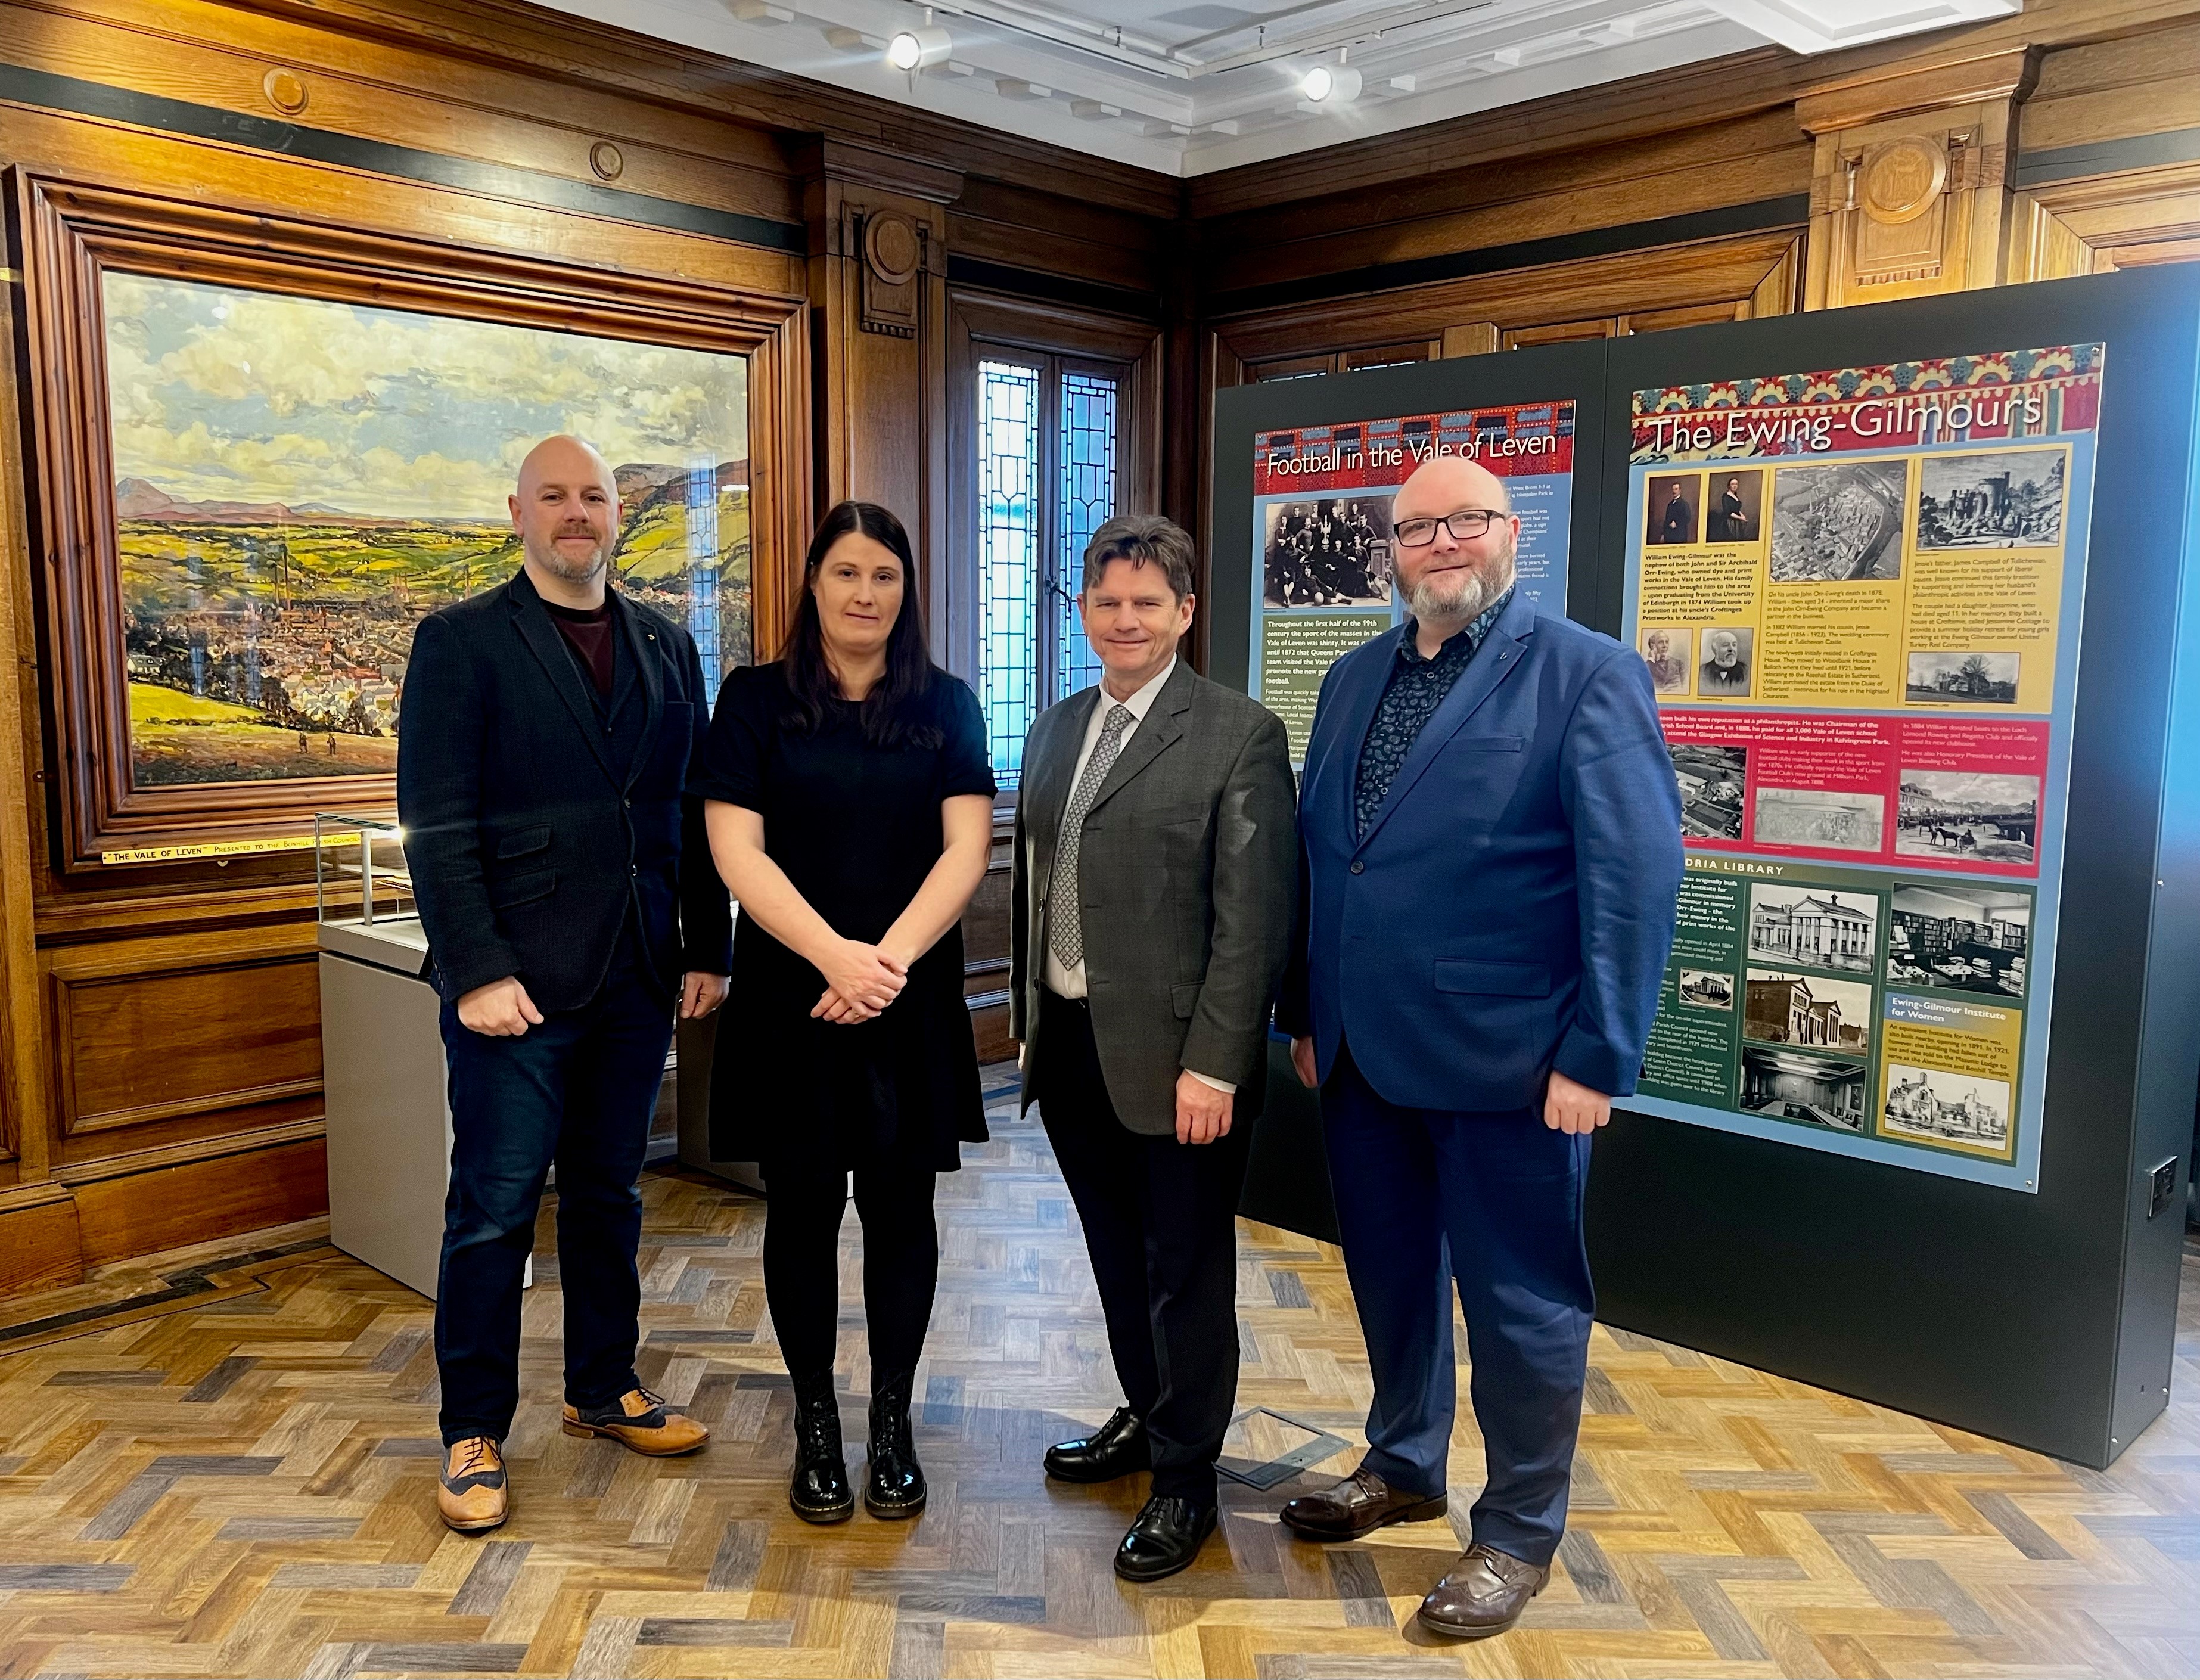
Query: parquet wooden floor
[[6, 1072, 2200, 1678]]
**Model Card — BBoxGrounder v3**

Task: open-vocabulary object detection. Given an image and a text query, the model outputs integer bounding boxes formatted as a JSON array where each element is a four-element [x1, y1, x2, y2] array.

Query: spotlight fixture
[[1301, 57, 1361, 104], [887, 24, 952, 70]]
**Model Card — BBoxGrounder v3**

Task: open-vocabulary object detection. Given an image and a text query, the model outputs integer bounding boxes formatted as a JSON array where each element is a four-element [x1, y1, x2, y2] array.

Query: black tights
[[763, 1167, 939, 1383]]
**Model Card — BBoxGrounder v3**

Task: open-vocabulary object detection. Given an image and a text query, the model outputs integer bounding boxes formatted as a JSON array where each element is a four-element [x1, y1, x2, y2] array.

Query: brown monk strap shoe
[[561, 1386, 709, 1457], [1279, 1464, 1449, 1542], [438, 1436, 509, 1533], [1415, 1543, 1550, 1639]]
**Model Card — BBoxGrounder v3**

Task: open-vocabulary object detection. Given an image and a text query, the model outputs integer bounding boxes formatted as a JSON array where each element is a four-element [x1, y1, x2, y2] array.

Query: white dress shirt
[[1043, 657, 1235, 1095]]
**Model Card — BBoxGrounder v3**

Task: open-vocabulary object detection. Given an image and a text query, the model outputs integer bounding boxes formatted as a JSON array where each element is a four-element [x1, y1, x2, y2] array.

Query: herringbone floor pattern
[[5, 1076, 2200, 1678]]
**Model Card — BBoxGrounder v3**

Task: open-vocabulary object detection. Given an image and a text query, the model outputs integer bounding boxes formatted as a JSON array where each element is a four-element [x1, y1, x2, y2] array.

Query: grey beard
[[1406, 545, 1514, 623], [527, 533, 609, 583]]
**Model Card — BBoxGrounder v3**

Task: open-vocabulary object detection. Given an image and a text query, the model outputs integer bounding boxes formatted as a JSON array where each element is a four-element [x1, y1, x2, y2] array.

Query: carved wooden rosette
[[12, 171, 810, 868]]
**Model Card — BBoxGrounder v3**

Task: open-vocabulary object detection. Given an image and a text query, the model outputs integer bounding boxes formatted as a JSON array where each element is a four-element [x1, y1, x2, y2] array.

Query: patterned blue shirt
[[1354, 588, 1515, 840]]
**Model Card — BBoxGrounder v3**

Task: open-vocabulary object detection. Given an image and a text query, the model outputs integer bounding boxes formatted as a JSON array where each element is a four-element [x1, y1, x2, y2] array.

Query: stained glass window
[[1056, 371, 1118, 701], [978, 359, 1042, 788]]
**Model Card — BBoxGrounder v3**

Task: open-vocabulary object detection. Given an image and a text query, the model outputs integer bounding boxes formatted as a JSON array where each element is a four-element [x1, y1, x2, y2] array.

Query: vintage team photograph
[[1895, 769, 2040, 865], [1906, 650, 2020, 704], [1262, 496, 1396, 608], [1739, 1045, 1869, 1132], [1769, 458, 1907, 582], [1645, 473, 1700, 546], [1916, 448, 2067, 549], [1887, 883, 2030, 998], [1743, 968, 1874, 1054], [1668, 741, 1748, 840], [1704, 469, 1763, 544], [1752, 786, 1885, 852], [1883, 1064, 2012, 1151], [1677, 969, 1734, 1010], [1746, 882, 1879, 973]]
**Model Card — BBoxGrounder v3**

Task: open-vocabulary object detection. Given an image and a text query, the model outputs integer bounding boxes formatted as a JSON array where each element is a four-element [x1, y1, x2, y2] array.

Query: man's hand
[[458, 976, 543, 1038], [1176, 1070, 1233, 1145], [680, 972, 729, 1020], [1291, 1036, 1319, 1090], [1543, 1067, 1612, 1134]]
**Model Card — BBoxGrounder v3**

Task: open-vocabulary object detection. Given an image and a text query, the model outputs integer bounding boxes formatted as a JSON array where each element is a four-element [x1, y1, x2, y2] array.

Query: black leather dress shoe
[[1044, 1408, 1151, 1484], [1279, 1464, 1449, 1541], [1114, 1494, 1219, 1582]]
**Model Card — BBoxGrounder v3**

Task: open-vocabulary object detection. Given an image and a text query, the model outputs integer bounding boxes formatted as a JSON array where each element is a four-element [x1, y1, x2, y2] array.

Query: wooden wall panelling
[[2021, 14, 2200, 154], [69, 1133, 328, 1268], [2021, 163, 2200, 269], [12, 165, 809, 867]]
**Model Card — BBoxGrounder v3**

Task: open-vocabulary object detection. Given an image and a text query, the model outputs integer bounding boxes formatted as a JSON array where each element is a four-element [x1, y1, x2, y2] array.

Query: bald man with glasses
[[1276, 456, 1682, 1639]]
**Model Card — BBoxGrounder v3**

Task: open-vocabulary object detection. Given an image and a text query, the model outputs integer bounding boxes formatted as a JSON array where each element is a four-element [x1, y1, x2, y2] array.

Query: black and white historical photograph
[[1906, 650, 2020, 704], [1697, 626, 1752, 697], [1883, 1064, 2011, 1149], [1887, 882, 2030, 998], [1743, 968, 1873, 1054], [1746, 883, 1879, 973], [1705, 469, 1763, 544], [1738, 1045, 1869, 1132], [1753, 786, 1885, 852], [1916, 448, 2066, 549], [1263, 496, 1396, 608], [1677, 969, 1734, 1010], [1895, 769, 2039, 865], [1769, 458, 1907, 582], [1639, 625, 1692, 694], [1668, 741, 1748, 839], [1645, 473, 1699, 546]]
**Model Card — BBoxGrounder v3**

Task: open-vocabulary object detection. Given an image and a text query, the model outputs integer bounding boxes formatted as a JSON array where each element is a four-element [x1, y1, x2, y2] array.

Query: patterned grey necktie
[[1049, 702, 1136, 971]]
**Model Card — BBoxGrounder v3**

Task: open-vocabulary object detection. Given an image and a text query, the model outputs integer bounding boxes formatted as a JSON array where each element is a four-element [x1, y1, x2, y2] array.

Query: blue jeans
[[1321, 1042, 1595, 1567], [433, 937, 675, 1446]]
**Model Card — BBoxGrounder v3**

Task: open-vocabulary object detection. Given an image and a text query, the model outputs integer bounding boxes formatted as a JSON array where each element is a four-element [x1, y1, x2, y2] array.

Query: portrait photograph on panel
[[1704, 468, 1763, 544], [1916, 448, 2067, 549], [1894, 769, 2040, 865], [1906, 650, 2020, 704], [1697, 626, 1753, 697], [1639, 625, 1692, 694], [1668, 740, 1748, 839], [1738, 1045, 1869, 1132], [1769, 458, 1907, 582], [1645, 473, 1701, 546], [1745, 883, 1879, 973], [1886, 883, 2031, 998], [1262, 495, 1396, 609]]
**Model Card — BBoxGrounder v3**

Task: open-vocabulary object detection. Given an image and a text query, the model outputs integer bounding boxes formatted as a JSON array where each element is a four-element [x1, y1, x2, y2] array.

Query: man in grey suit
[[1011, 514, 1297, 1582]]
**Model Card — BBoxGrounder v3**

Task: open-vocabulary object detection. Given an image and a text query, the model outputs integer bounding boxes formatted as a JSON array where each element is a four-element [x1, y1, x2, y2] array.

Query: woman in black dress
[[692, 501, 995, 1523]]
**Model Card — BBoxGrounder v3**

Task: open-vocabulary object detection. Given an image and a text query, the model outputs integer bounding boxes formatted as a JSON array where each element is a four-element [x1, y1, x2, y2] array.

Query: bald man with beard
[[399, 436, 731, 1533], [1275, 456, 1682, 1639]]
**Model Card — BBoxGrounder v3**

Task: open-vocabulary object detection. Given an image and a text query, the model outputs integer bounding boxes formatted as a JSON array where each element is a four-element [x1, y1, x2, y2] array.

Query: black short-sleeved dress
[[689, 662, 997, 1178]]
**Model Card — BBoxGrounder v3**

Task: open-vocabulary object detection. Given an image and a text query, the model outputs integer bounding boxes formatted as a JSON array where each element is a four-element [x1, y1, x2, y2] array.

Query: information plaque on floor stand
[[1209, 268, 2200, 1468]]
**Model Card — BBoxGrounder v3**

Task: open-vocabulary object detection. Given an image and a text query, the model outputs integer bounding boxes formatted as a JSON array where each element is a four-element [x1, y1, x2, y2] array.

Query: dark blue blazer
[[1277, 591, 1683, 1112]]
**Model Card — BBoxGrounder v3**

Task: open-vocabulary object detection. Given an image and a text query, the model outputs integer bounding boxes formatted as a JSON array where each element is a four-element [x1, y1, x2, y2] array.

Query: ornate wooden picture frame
[[14, 172, 810, 870]]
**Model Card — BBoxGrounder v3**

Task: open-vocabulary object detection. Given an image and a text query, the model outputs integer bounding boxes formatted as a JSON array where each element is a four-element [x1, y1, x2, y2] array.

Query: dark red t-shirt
[[543, 599, 616, 700]]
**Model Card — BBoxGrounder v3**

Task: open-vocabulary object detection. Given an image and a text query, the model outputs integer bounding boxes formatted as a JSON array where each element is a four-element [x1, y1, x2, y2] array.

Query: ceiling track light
[[887, 11, 953, 72], [1300, 52, 1360, 105]]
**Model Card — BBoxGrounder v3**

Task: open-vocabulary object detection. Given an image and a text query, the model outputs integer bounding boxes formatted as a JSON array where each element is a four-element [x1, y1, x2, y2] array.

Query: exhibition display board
[[1210, 269, 2200, 1467]]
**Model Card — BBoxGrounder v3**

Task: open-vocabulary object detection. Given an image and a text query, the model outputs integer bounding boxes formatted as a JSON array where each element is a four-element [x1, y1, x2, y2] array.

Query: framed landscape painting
[[19, 175, 808, 867]]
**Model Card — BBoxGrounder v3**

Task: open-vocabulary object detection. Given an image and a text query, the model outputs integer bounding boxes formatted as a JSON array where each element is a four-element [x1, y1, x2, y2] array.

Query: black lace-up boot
[[863, 1371, 926, 1519], [788, 1370, 854, 1524]]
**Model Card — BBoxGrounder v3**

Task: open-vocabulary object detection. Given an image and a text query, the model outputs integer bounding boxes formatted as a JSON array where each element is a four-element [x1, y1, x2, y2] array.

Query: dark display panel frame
[[1209, 268, 2200, 1468]]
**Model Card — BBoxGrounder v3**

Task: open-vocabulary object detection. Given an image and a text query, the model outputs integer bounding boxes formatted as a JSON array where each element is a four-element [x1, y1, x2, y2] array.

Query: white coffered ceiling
[[535, 0, 2021, 177]]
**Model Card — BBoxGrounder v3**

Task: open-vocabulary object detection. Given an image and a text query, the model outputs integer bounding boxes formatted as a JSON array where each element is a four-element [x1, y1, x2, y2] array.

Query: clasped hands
[[813, 937, 910, 1024]]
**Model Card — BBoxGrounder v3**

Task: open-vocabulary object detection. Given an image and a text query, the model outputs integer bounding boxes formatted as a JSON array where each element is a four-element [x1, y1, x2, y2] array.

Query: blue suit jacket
[[1277, 591, 1683, 1112]]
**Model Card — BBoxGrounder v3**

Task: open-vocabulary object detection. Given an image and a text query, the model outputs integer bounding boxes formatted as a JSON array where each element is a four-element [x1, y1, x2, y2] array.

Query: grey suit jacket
[[1011, 660, 1298, 1135]]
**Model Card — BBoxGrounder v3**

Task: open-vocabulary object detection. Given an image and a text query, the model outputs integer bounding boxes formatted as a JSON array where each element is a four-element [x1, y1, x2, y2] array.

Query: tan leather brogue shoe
[[561, 1386, 709, 1456], [1415, 1543, 1550, 1639], [438, 1436, 509, 1533]]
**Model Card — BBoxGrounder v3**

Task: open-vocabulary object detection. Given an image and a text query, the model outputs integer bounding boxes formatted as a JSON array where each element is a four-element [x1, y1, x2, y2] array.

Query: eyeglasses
[[1393, 508, 1506, 546]]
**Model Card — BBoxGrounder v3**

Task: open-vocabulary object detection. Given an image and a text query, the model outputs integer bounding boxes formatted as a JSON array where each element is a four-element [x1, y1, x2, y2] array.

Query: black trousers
[[1033, 989, 1252, 1505], [763, 1160, 940, 1386], [434, 930, 674, 1446]]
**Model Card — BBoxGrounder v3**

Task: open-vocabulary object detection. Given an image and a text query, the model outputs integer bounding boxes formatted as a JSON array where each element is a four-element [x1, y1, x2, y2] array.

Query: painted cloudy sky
[[102, 272, 747, 520]]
